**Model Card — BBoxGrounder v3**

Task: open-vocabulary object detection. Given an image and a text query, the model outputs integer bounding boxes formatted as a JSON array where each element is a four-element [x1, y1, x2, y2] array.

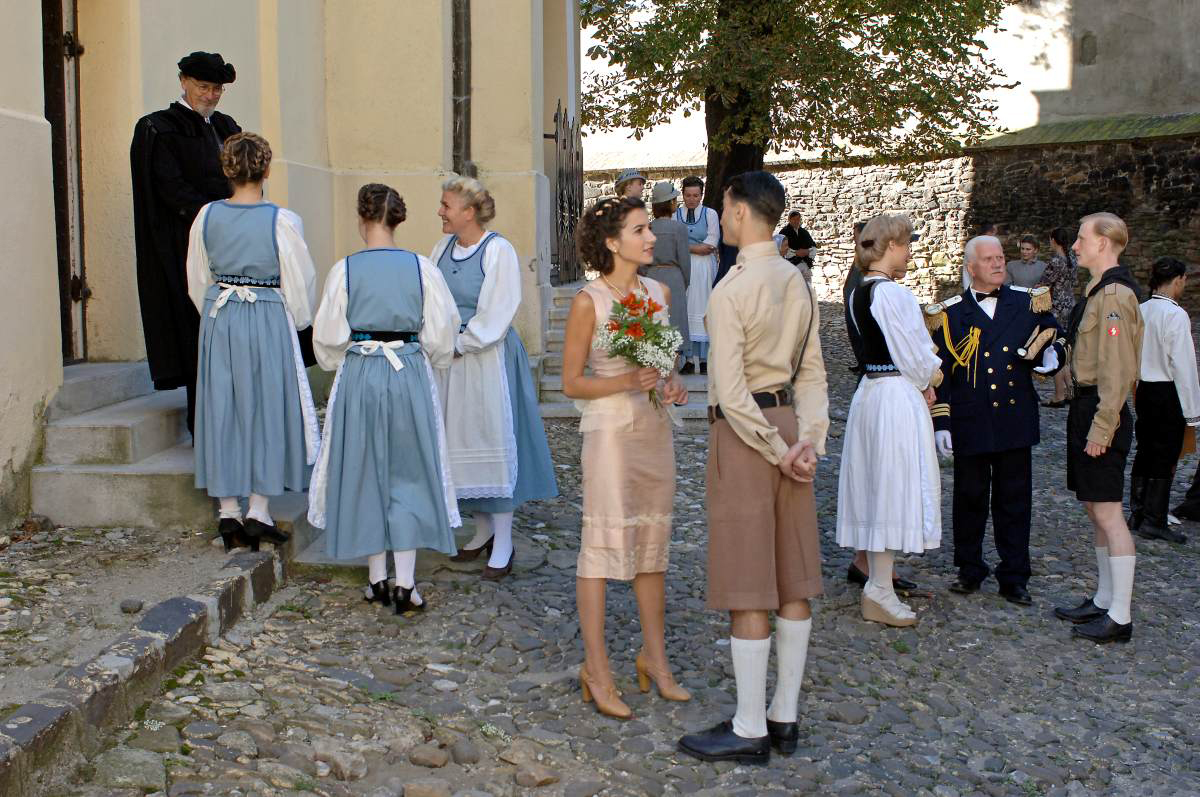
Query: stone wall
[[585, 158, 975, 303], [969, 135, 1200, 307], [585, 131, 1200, 307]]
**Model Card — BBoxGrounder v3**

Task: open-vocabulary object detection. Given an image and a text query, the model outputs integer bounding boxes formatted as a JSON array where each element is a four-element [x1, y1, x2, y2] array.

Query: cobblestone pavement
[[55, 305, 1200, 797]]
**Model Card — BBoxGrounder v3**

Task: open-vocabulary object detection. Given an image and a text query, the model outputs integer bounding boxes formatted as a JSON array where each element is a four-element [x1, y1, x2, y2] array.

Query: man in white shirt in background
[[1130, 257, 1200, 544]]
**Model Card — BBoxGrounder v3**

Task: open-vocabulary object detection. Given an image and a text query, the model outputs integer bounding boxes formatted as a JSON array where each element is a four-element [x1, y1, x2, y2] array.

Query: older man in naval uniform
[[926, 235, 1065, 606]]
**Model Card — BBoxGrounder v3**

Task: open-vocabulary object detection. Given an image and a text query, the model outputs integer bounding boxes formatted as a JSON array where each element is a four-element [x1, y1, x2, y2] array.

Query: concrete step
[[43, 389, 187, 465], [542, 353, 562, 374], [33, 443, 212, 529], [548, 306, 569, 323], [539, 400, 710, 420], [50, 362, 154, 419], [551, 281, 585, 298]]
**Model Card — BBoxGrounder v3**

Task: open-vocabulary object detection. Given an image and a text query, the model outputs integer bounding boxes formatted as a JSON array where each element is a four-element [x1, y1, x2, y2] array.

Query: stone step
[[33, 444, 213, 529], [541, 353, 562, 374], [43, 389, 187, 465], [32, 445, 318, 537], [551, 281, 585, 298], [539, 400, 710, 420], [50, 362, 154, 420], [548, 306, 569, 323]]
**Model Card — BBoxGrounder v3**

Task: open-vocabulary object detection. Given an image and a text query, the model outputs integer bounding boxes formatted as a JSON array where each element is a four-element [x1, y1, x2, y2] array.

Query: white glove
[[1034, 347, 1059, 374], [935, 430, 953, 458]]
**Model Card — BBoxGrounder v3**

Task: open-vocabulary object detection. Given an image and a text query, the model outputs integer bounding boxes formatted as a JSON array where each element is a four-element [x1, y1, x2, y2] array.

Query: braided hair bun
[[357, 183, 407, 228], [220, 132, 272, 185]]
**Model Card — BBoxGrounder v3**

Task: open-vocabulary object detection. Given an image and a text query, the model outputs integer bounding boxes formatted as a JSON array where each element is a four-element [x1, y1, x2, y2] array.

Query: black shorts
[[1067, 391, 1133, 502]]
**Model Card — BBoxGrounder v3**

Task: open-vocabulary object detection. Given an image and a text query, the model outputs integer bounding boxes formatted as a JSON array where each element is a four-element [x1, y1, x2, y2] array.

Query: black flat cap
[[178, 51, 236, 84]]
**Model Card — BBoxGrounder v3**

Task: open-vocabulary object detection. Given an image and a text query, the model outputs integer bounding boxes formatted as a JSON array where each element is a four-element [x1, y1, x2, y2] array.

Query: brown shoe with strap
[[580, 665, 632, 719], [636, 652, 691, 702]]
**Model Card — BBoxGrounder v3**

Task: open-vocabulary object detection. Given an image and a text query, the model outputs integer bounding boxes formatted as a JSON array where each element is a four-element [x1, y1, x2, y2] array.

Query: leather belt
[[707, 390, 791, 424]]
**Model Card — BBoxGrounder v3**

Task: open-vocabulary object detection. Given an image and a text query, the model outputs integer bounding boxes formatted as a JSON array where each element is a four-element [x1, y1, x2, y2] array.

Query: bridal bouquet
[[593, 291, 684, 407]]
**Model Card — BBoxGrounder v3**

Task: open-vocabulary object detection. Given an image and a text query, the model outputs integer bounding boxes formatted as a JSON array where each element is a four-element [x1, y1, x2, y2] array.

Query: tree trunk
[[704, 0, 768, 214], [703, 94, 766, 214]]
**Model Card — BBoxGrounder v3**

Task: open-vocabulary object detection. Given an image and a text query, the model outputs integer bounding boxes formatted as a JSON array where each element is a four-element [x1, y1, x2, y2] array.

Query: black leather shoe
[[1053, 597, 1106, 624], [846, 563, 919, 593], [243, 517, 290, 545], [233, 518, 262, 552], [393, 585, 425, 615], [679, 362, 695, 375], [948, 577, 981, 594], [1072, 615, 1132, 644], [217, 517, 250, 552], [677, 720, 769, 766], [998, 584, 1033, 606], [365, 580, 392, 606], [766, 719, 798, 755]]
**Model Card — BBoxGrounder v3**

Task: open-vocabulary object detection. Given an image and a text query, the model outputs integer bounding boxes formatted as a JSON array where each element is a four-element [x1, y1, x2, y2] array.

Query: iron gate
[[548, 100, 583, 285]]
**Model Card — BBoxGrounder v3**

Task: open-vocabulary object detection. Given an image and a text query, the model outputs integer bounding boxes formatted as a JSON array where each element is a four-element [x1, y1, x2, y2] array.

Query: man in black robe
[[130, 51, 240, 435]]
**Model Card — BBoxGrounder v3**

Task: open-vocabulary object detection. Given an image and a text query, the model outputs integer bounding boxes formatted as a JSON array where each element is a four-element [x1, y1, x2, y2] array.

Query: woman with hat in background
[[614, 168, 647, 200], [645, 181, 691, 358]]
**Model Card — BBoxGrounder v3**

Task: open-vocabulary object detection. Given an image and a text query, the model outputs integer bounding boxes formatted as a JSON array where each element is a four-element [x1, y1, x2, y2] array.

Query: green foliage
[[581, 0, 1011, 162]]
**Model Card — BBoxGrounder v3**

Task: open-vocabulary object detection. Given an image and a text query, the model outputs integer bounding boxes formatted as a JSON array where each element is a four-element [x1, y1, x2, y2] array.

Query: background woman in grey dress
[[646, 181, 691, 356], [185, 133, 318, 553], [308, 184, 461, 613], [1042, 226, 1079, 407]]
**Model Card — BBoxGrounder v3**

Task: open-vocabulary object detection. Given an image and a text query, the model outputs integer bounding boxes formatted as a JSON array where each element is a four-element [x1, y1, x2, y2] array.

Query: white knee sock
[[247, 493, 272, 525], [730, 636, 770, 739], [392, 550, 423, 606], [367, 552, 387, 585], [486, 511, 515, 569], [1092, 546, 1112, 609], [462, 513, 493, 551], [1106, 555, 1135, 625], [218, 497, 242, 521], [767, 616, 812, 724]]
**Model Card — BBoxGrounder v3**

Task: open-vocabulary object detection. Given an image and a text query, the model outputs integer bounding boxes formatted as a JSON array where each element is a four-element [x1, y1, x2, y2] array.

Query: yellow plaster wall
[[0, 3, 63, 522]]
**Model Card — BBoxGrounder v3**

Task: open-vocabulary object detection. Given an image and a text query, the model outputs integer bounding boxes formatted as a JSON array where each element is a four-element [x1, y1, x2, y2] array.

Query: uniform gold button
[[1009, 381, 1014, 387], [984, 352, 990, 358], [993, 401, 999, 407], [1002, 346, 1009, 352], [1007, 365, 1013, 371], [990, 384, 997, 390], [1009, 399, 1015, 404], [987, 368, 994, 374]]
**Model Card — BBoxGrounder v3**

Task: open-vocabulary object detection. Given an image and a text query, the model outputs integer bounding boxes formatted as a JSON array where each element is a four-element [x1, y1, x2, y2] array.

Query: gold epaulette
[[1008, 284, 1052, 314], [923, 294, 963, 333]]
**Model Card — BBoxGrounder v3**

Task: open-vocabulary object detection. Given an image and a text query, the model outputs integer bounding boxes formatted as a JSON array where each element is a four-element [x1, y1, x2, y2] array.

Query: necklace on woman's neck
[[601, 273, 638, 298]]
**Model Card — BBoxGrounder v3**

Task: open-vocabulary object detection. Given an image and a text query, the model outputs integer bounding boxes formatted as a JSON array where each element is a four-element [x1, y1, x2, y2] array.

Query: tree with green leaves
[[582, 0, 1010, 210]]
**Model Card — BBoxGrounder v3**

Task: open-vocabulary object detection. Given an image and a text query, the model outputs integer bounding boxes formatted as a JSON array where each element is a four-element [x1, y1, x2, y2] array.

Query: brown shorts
[[706, 406, 824, 610]]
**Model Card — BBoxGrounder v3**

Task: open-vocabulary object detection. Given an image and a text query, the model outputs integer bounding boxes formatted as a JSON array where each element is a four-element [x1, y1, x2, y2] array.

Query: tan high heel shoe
[[580, 666, 632, 719], [861, 593, 918, 627], [635, 652, 692, 702]]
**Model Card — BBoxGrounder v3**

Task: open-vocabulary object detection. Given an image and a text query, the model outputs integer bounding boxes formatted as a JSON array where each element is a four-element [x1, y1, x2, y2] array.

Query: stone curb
[[0, 549, 283, 796]]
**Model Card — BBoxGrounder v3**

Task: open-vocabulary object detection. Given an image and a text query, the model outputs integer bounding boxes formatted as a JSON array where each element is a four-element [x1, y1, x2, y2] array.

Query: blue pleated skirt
[[459, 327, 558, 513], [323, 346, 457, 559], [195, 287, 310, 498]]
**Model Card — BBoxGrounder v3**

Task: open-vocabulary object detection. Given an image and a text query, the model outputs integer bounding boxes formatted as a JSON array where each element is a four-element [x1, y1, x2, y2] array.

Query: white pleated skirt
[[835, 374, 941, 554]]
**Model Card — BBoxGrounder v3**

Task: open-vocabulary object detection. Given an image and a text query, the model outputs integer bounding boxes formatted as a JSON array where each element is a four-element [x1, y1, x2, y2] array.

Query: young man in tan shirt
[[677, 171, 829, 765], [1053, 213, 1144, 644]]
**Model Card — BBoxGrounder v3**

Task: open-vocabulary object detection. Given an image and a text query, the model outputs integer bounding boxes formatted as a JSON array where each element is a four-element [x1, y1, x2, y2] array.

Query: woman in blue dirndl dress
[[186, 133, 319, 552], [308, 184, 461, 612], [432, 176, 558, 580]]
